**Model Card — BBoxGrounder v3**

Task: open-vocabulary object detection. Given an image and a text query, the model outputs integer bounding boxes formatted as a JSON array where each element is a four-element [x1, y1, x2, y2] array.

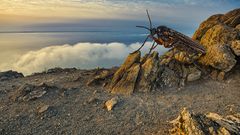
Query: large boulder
[[193, 8, 240, 72], [170, 108, 240, 135]]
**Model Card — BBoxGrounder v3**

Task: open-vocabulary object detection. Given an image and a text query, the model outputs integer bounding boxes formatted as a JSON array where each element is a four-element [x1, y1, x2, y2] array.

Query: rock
[[198, 25, 237, 72], [87, 97, 101, 105], [160, 66, 180, 88], [199, 44, 236, 72], [111, 63, 140, 95], [109, 52, 202, 94], [162, 48, 202, 64], [231, 40, 240, 56], [110, 51, 141, 88], [110, 51, 141, 95], [137, 52, 161, 92], [236, 24, 240, 30], [37, 105, 50, 114], [0, 70, 23, 81], [192, 14, 226, 41], [170, 108, 240, 135], [217, 71, 225, 81], [105, 97, 118, 111], [193, 8, 240, 41], [187, 67, 201, 82], [193, 8, 240, 72], [87, 70, 114, 86], [47, 67, 77, 74], [10, 83, 53, 102]]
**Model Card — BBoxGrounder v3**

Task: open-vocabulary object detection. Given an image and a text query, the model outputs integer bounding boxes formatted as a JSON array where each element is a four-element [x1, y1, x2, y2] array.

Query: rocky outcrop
[[0, 70, 23, 81], [170, 108, 240, 135], [108, 51, 203, 95], [193, 8, 240, 72], [88, 9, 239, 95]]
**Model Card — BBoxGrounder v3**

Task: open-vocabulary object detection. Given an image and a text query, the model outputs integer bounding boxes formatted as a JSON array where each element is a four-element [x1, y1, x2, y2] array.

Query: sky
[[1, 0, 240, 32], [0, 0, 239, 75]]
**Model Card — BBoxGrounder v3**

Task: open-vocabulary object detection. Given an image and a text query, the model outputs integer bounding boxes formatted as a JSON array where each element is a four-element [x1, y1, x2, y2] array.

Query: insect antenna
[[146, 10, 153, 30], [136, 26, 150, 31]]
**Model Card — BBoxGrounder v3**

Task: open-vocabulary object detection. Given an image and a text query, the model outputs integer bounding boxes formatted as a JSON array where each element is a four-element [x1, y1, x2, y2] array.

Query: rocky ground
[[0, 8, 240, 135], [0, 65, 239, 135]]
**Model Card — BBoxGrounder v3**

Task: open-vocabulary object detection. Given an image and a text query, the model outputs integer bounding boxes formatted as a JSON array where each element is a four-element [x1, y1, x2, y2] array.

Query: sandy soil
[[0, 65, 239, 135]]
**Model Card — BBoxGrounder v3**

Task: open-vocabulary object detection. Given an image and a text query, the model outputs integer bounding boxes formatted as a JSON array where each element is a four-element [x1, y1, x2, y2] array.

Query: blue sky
[[1, 0, 239, 33]]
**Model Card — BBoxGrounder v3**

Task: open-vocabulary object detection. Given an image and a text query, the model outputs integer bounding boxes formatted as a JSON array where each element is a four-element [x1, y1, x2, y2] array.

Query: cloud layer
[[9, 42, 168, 75]]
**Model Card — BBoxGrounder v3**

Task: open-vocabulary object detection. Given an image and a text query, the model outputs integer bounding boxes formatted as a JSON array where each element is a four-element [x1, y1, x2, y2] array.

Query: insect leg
[[136, 35, 150, 52], [148, 41, 156, 54], [152, 43, 158, 50]]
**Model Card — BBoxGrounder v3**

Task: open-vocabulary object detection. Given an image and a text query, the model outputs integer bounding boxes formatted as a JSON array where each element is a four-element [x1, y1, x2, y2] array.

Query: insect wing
[[170, 28, 206, 54]]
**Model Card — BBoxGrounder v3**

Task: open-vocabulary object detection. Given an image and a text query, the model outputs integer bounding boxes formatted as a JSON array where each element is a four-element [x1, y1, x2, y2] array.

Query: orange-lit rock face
[[193, 8, 240, 72]]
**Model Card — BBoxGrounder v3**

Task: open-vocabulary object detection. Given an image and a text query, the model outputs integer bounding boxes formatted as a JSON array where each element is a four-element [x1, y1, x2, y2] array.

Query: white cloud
[[10, 42, 168, 75]]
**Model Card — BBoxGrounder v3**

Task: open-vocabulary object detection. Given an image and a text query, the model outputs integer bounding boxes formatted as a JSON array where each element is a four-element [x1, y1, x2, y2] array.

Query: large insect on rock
[[108, 10, 207, 94], [106, 8, 240, 95], [134, 10, 206, 61]]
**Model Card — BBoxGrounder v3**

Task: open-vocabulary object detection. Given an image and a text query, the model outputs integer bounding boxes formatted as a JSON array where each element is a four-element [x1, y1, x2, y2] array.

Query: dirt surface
[[0, 66, 240, 135]]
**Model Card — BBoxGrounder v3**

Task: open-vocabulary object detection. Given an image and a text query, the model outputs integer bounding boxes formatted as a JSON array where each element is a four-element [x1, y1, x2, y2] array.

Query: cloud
[[11, 42, 168, 75]]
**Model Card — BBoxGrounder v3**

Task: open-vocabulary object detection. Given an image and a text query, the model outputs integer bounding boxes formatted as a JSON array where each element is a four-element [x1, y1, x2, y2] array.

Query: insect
[[135, 10, 206, 56]]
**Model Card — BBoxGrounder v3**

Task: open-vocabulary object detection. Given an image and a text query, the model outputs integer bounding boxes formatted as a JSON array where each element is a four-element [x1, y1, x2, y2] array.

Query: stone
[[110, 51, 141, 88], [210, 70, 219, 80], [38, 105, 50, 114], [231, 40, 240, 56], [193, 8, 240, 72], [160, 66, 180, 88], [110, 51, 141, 95], [87, 97, 100, 105], [105, 97, 118, 111], [10, 83, 53, 102], [198, 44, 236, 72], [193, 8, 240, 41], [23, 90, 47, 101], [87, 70, 113, 86], [163, 49, 202, 64], [187, 67, 202, 82], [197, 24, 237, 72], [111, 63, 140, 95], [170, 108, 240, 135], [199, 24, 238, 47], [217, 71, 225, 81], [236, 24, 240, 30], [0, 70, 23, 81], [137, 52, 161, 92]]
